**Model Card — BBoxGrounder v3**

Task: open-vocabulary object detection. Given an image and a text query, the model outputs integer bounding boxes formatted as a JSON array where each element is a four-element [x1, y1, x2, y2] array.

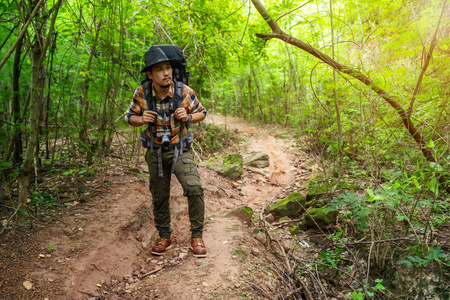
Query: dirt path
[[0, 114, 303, 299]]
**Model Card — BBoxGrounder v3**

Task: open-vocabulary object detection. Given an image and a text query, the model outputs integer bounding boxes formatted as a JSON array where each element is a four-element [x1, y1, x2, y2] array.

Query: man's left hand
[[174, 107, 189, 122]]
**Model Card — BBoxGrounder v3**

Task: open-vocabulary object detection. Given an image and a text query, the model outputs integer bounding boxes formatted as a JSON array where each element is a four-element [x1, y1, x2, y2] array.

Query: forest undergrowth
[[266, 122, 450, 299]]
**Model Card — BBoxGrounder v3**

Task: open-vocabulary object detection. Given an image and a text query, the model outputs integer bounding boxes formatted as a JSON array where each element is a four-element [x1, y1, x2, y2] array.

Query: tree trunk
[[79, 20, 102, 165], [18, 0, 62, 205], [248, 75, 253, 119], [250, 65, 263, 120], [11, 36, 24, 165], [18, 41, 45, 205]]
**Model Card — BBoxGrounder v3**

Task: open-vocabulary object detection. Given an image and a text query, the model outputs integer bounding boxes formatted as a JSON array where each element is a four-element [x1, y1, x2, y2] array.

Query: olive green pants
[[145, 148, 204, 238]]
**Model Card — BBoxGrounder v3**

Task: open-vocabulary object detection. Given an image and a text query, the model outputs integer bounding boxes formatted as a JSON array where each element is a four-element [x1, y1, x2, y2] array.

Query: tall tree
[[17, 0, 62, 205]]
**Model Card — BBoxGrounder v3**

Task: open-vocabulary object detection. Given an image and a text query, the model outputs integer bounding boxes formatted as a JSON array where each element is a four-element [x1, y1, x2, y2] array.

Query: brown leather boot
[[151, 238, 172, 255], [191, 237, 207, 258]]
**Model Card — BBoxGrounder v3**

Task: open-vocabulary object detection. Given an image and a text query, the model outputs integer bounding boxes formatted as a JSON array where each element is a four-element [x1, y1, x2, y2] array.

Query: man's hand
[[142, 110, 157, 124], [174, 107, 189, 122]]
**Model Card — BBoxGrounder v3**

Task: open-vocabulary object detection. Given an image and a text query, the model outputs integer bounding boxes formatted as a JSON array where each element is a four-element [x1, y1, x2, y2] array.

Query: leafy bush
[[191, 122, 241, 158]]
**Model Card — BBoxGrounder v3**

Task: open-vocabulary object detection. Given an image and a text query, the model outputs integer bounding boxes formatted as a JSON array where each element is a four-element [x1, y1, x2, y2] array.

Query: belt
[[150, 139, 191, 178], [152, 143, 178, 151]]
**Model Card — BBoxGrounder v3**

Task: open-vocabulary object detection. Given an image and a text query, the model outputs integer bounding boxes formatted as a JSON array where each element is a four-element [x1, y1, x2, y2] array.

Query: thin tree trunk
[[18, 39, 44, 205], [18, 0, 62, 205], [79, 20, 102, 165], [330, 0, 343, 187], [11, 36, 24, 165], [232, 79, 242, 118], [44, 33, 57, 160], [248, 75, 253, 119], [250, 65, 263, 120]]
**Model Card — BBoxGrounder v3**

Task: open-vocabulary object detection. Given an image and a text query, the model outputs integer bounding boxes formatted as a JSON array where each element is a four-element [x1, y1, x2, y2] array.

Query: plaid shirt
[[124, 81, 207, 145]]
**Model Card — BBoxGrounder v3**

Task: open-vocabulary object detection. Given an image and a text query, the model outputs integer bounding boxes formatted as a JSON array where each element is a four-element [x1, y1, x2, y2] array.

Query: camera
[[161, 132, 171, 147]]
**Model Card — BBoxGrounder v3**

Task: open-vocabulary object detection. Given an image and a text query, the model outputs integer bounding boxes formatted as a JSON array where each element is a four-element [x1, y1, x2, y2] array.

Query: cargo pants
[[145, 148, 204, 239]]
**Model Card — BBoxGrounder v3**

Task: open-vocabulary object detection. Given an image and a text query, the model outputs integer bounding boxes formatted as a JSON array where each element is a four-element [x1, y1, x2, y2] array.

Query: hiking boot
[[191, 237, 207, 258], [151, 238, 172, 255]]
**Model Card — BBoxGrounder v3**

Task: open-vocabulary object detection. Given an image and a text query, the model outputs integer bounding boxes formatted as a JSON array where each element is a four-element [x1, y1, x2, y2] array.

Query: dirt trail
[[0, 114, 302, 299]]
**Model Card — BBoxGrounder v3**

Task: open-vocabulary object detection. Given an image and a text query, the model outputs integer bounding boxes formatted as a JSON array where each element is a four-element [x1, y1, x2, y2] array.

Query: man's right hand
[[141, 110, 157, 124], [129, 110, 157, 126]]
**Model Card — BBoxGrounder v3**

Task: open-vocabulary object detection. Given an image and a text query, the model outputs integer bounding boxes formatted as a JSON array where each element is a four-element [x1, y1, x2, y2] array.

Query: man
[[125, 45, 207, 258]]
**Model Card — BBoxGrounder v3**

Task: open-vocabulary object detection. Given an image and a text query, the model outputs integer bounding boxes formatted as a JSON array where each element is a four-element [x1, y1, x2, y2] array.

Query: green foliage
[[317, 247, 344, 271], [401, 246, 449, 269], [63, 168, 88, 176], [329, 192, 372, 230], [21, 189, 60, 219], [191, 123, 241, 157], [350, 279, 385, 300]]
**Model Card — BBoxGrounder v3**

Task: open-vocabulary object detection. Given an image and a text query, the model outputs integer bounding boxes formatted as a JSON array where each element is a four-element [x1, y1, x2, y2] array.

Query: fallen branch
[[139, 266, 163, 279], [0, 202, 22, 235], [244, 281, 276, 300], [218, 185, 230, 197], [291, 254, 360, 288], [294, 273, 314, 300], [78, 290, 100, 297], [346, 237, 415, 246], [272, 218, 302, 229], [91, 263, 109, 274]]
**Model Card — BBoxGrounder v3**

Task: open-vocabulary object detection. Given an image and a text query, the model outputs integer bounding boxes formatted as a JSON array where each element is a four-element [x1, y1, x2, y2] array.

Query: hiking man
[[124, 45, 207, 258]]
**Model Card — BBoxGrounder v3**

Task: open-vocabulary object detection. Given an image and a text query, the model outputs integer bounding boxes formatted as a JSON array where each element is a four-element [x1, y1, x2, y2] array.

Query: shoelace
[[157, 238, 168, 245], [192, 238, 204, 246]]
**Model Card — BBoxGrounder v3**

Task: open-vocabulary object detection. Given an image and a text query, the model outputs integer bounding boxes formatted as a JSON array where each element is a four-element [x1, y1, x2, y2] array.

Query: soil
[[0, 114, 319, 300]]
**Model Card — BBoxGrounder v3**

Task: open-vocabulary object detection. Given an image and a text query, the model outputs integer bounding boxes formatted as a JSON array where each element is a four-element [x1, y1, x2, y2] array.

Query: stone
[[255, 232, 266, 244], [307, 178, 361, 202], [220, 154, 244, 180], [278, 216, 290, 222], [265, 213, 275, 223], [222, 165, 243, 180], [303, 207, 338, 229], [264, 193, 306, 219], [244, 153, 270, 168], [280, 241, 290, 252], [23, 281, 32, 290], [226, 206, 253, 224], [251, 247, 260, 256]]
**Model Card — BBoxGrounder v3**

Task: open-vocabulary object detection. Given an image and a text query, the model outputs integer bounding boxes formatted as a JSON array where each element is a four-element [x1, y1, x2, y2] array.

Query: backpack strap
[[142, 79, 156, 152], [169, 80, 189, 175], [173, 81, 187, 156]]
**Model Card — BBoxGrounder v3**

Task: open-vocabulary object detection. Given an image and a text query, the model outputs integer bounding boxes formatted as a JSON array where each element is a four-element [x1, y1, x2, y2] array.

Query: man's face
[[147, 61, 172, 88]]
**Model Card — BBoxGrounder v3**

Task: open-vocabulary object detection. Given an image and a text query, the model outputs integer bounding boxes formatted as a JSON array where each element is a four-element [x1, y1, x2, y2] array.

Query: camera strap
[[143, 80, 189, 177]]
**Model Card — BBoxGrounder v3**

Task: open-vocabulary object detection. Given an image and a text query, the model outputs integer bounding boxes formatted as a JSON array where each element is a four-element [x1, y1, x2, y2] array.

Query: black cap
[[140, 45, 177, 73]]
